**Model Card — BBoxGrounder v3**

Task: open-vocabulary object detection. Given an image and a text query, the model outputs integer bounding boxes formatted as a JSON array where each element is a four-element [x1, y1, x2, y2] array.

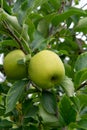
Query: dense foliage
[[0, 0, 87, 130]]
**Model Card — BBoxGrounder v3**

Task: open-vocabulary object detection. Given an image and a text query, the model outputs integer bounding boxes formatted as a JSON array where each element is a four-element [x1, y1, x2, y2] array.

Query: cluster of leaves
[[0, 0, 87, 130]]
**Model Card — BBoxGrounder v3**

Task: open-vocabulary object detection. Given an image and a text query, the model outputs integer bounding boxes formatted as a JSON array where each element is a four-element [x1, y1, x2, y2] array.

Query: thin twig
[[81, 3, 87, 9], [7, 0, 12, 6], [62, 127, 67, 130], [2, 21, 26, 53], [76, 80, 87, 91], [76, 38, 84, 54], [58, 1, 66, 14]]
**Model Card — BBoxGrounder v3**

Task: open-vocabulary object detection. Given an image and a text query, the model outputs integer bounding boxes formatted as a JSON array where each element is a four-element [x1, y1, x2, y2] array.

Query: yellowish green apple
[[28, 50, 65, 89], [3, 49, 27, 80]]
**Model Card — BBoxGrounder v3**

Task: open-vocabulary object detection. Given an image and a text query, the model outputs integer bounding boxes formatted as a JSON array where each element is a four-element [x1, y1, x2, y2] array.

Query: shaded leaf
[[0, 40, 19, 48], [77, 119, 87, 129], [69, 121, 87, 130], [31, 31, 46, 50], [59, 95, 77, 125], [0, 0, 11, 14], [61, 76, 75, 97], [0, 119, 13, 128], [0, 108, 5, 116], [23, 125, 38, 130], [25, 17, 35, 41], [74, 52, 87, 71], [39, 104, 60, 127], [23, 99, 38, 118], [70, 96, 81, 112], [52, 7, 86, 26], [41, 91, 57, 115], [13, 0, 49, 24], [6, 80, 27, 114], [74, 68, 87, 88], [75, 17, 87, 33], [77, 94, 87, 107]]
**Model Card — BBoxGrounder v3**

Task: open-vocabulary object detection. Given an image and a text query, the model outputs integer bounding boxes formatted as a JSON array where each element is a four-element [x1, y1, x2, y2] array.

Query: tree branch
[[76, 38, 84, 54], [76, 80, 87, 91], [81, 3, 87, 9], [2, 21, 27, 54], [62, 127, 67, 130], [58, 1, 66, 14]]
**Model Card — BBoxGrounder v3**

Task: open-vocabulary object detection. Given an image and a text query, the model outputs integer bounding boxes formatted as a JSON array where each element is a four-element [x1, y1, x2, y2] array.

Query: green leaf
[[70, 96, 81, 112], [13, 0, 26, 13], [23, 125, 38, 130], [49, 0, 60, 10], [0, 0, 11, 14], [77, 119, 87, 129], [40, 91, 58, 115], [19, 0, 49, 11], [65, 37, 78, 51], [64, 63, 73, 78], [0, 108, 5, 116], [25, 17, 35, 41], [74, 68, 87, 88], [0, 40, 19, 48], [52, 7, 86, 26], [59, 95, 77, 125], [75, 17, 87, 33], [37, 19, 49, 38], [23, 99, 38, 118], [29, 13, 43, 27], [13, 0, 49, 24], [61, 76, 75, 97], [68, 121, 87, 130], [0, 119, 13, 128], [79, 71, 87, 83], [74, 0, 79, 4], [6, 80, 27, 114], [39, 104, 59, 127], [31, 31, 46, 50], [74, 52, 87, 71], [77, 94, 87, 107]]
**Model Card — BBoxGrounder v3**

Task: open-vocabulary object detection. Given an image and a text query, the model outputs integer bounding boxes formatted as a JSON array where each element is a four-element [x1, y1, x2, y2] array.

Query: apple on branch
[[28, 50, 65, 89]]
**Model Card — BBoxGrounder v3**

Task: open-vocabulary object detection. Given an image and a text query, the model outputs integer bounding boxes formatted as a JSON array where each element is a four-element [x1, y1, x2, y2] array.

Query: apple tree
[[0, 0, 87, 130]]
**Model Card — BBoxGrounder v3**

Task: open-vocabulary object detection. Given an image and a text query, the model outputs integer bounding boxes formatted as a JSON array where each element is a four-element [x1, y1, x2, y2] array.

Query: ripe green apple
[[28, 50, 65, 89], [3, 50, 27, 80]]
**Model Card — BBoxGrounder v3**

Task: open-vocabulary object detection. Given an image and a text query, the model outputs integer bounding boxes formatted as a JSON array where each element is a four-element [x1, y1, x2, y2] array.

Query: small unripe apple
[[3, 50, 27, 80], [28, 50, 65, 89]]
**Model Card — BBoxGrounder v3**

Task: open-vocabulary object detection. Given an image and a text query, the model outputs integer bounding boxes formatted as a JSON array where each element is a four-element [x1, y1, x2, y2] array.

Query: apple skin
[[3, 50, 27, 80], [28, 50, 65, 89]]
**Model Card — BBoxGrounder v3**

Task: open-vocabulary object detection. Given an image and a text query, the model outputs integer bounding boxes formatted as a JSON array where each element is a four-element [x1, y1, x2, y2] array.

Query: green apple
[[3, 50, 27, 80], [28, 50, 65, 89]]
